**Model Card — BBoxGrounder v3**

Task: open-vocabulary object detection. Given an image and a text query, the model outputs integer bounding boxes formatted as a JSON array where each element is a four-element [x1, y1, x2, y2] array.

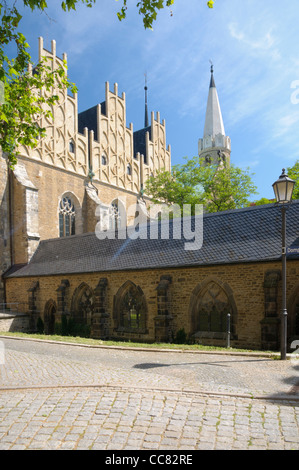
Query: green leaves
[[23, 1, 48, 11], [61, 0, 95, 11], [145, 157, 257, 214], [117, 0, 214, 29], [0, 3, 77, 168], [20, 1, 216, 31], [138, 0, 173, 29], [286, 161, 299, 200]]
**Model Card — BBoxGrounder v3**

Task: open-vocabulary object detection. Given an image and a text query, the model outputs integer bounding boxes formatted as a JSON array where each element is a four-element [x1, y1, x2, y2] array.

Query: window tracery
[[189, 280, 237, 340], [72, 284, 95, 325], [109, 200, 121, 230], [114, 282, 147, 332], [197, 281, 230, 333], [59, 196, 75, 237]]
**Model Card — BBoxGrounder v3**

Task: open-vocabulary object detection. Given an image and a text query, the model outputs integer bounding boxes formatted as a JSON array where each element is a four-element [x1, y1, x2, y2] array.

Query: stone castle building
[[1, 39, 299, 351]]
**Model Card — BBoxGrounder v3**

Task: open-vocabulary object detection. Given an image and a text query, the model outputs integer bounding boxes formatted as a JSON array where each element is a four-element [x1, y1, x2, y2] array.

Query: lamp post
[[272, 169, 295, 359]]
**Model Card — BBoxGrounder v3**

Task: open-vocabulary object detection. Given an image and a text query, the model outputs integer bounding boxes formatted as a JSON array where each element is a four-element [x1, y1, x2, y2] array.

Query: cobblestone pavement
[[0, 336, 298, 451]]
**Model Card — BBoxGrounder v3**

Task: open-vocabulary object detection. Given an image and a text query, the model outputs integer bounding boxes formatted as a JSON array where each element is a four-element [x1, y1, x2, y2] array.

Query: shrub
[[174, 328, 187, 344], [36, 317, 44, 334], [61, 315, 68, 336], [54, 317, 91, 338]]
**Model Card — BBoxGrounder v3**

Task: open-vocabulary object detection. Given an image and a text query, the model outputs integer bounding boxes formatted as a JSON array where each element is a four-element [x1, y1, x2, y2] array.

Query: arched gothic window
[[109, 200, 121, 230], [71, 283, 95, 326], [127, 164, 132, 176], [197, 282, 231, 333], [59, 197, 75, 237], [114, 282, 147, 332], [102, 154, 107, 165], [190, 280, 237, 339]]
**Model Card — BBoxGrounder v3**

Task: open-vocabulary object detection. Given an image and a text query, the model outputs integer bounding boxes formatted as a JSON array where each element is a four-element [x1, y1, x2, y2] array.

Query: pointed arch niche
[[113, 281, 147, 334], [189, 278, 237, 341], [287, 282, 299, 343], [71, 282, 95, 326], [44, 299, 57, 335]]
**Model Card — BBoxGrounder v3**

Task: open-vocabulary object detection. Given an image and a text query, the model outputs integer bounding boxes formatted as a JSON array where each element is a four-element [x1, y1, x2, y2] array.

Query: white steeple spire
[[198, 64, 231, 166], [203, 64, 225, 138]]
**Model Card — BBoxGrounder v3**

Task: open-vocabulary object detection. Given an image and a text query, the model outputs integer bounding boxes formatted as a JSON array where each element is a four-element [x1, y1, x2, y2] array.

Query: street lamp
[[272, 169, 295, 359]]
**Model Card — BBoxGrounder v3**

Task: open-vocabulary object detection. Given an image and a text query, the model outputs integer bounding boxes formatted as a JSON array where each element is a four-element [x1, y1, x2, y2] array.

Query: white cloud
[[276, 113, 299, 135], [228, 22, 280, 61]]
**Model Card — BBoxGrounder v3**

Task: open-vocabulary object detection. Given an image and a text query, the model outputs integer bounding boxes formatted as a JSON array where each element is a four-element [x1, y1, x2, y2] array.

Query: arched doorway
[[44, 300, 57, 335]]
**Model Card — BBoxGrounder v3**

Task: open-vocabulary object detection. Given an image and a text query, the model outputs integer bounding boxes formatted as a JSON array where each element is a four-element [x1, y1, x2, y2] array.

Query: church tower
[[198, 65, 231, 166]]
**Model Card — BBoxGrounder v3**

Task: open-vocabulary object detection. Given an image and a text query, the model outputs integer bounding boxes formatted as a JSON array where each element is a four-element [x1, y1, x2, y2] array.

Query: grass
[[0, 330, 278, 356]]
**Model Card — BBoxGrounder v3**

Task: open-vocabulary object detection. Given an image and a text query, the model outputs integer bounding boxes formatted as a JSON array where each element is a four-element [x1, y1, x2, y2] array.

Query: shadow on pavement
[[133, 358, 271, 370], [263, 363, 299, 404], [133, 361, 299, 405]]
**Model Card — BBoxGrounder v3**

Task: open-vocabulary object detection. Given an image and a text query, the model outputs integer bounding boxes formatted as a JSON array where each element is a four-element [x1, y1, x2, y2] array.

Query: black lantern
[[272, 169, 295, 204]]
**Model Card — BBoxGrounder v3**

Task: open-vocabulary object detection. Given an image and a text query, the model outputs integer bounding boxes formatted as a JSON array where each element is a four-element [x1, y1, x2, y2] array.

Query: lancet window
[[59, 197, 75, 237]]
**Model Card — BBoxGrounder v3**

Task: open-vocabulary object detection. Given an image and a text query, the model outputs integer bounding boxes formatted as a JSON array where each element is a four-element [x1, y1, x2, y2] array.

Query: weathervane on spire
[[209, 60, 215, 88]]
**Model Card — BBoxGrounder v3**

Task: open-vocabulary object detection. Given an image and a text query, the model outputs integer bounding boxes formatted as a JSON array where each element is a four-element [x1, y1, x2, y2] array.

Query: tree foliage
[[145, 157, 257, 214], [0, 3, 77, 168], [286, 161, 299, 200], [252, 197, 274, 206], [23, 1, 215, 30]]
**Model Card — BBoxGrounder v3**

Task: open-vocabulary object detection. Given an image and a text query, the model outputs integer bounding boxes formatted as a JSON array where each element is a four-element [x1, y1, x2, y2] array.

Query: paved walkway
[[0, 336, 298, 451]]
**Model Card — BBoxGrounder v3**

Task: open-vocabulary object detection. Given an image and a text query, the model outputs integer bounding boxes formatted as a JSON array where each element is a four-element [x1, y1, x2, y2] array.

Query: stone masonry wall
[[16, 156, 142, 243], [4, 260, 299, 350], [0, 313, 30, 333]]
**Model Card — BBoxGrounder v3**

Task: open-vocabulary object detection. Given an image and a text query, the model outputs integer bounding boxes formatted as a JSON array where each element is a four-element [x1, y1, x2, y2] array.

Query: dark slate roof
[[133, 126, 151, 162], [78, 103, 106, 141], [78, 105, 98, 140], [5, 202, 299, 279]]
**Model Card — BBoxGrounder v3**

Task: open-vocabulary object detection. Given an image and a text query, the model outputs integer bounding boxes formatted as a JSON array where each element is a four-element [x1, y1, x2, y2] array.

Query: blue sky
[[15, 0, 299, 200]]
